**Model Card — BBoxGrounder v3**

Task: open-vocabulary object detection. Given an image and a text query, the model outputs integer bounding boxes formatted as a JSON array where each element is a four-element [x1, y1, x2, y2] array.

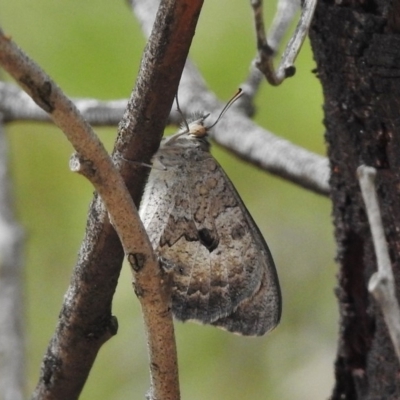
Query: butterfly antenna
[[175, 93, 190, 133], [207, 88, 244, 129]]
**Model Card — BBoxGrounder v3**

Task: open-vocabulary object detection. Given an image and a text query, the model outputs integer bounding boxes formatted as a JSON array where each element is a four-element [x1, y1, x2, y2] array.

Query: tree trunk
[[309, 2, 400, 398]]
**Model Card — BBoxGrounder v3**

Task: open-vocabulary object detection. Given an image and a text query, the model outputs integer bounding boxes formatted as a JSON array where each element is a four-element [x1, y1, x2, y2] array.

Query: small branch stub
[[69, 152, 96, 178], [357, 165, 400, 362], [128, 252, 146, 272]]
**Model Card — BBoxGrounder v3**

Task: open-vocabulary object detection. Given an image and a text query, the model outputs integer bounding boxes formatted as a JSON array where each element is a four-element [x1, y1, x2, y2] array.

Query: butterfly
[[139, 90, 281, 336]]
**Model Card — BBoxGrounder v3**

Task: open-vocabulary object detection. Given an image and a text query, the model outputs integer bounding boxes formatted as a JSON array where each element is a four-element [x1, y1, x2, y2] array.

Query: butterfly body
[[139, 116, 281, 336]]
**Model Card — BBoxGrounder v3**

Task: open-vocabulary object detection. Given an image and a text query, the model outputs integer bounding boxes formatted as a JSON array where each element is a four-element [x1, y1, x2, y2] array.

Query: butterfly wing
[[139, 136, 281, 336]]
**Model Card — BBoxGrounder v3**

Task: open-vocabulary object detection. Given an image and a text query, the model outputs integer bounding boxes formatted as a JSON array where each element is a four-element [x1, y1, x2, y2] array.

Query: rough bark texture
[[310, 1, 400, 398]]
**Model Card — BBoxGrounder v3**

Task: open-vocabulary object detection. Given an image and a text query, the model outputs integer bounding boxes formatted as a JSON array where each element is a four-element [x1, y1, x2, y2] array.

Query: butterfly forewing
[[139, 130, 281, 336]]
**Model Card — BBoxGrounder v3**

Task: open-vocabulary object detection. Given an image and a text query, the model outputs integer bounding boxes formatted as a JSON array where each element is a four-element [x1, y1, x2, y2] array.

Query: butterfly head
[[185, 113, 211, 138], [176, 88, 243, 140]]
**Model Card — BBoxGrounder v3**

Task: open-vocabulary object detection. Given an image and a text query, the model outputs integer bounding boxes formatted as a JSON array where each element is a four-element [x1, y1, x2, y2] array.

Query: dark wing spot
[[198, 228, 219, 252], [231, 223, 246, 240]]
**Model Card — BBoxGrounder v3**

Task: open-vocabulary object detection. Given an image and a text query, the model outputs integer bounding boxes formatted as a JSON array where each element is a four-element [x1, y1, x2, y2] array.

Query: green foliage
[[1, 0, 336, 399]]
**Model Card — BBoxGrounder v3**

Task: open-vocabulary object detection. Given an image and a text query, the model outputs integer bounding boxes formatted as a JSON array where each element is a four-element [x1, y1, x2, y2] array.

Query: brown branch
[[113, 2, 205, 393], [0, 0, 203, 397], [0, 26, 165, 400], [0, 114, 25, 400]]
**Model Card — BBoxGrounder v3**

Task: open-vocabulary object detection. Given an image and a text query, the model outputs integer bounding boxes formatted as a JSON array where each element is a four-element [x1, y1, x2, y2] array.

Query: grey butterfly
[[139, 92, 281, 336]]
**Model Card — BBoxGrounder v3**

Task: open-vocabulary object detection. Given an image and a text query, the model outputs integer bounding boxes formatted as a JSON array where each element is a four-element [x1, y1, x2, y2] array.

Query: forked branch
[[130, 0, 330, 195], [251, 0, 317, 85]]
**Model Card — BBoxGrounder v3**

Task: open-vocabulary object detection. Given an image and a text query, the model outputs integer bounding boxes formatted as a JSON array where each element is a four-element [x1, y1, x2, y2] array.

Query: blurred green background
[[0, 1, 337, 399]]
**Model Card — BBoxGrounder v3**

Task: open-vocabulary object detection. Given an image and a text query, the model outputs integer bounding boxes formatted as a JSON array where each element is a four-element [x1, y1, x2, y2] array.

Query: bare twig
[[357, 165, 400, 362], [268, 0, 301, 51], [0, 114, 25, 400], [0, 0, 329, 196], [0, 82, 127, 125], [0, 81, 329, 196], [1, 6, 205, 399], [242, 0, 300, 99], [178, 62, 329, 195], [251, 0, 317, 85], [0, 78, 329, 195], [130, 1, 330, 195], [239, 62, 264, 109]]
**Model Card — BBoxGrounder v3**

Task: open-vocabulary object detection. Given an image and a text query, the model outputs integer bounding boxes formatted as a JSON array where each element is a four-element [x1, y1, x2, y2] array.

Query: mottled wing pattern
[[139, 133, 281, 336]]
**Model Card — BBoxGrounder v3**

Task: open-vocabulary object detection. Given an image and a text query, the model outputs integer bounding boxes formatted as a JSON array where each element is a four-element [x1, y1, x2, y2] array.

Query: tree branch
[[0, 70, 329, 196], [358, 165, 400, 362], [0, 0, 329, 196], [0, 24, 175, 400], [0, 78, 330, 195], [175, 61, 330, 195], [0, 0, 204, 396], [0, 82, 126, 125], [0, 114, 25, 400], [250, 0, 317, 85], [130, 0, 329, 195], [268, 0, 301, 52]]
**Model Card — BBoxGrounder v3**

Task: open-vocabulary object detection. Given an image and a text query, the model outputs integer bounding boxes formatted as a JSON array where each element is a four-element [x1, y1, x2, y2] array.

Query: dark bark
[[310, 2, 400, 398]]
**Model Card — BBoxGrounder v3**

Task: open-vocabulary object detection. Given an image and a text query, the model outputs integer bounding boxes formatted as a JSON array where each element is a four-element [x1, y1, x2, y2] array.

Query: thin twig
[[0, 114, 25, 400], [0, 71, 329, 195], [178, 62, 329, 195], [130, 0, 330, 195], [0, 82, 329, 196], [251, 0, 317, 85], [239, 61, 263, 112], [0, 82, 127, 125], [242, 0, 301, 99], [0, 79, 329, 194], [268, 0, 301, 52], [357, 165, 400, 362]]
